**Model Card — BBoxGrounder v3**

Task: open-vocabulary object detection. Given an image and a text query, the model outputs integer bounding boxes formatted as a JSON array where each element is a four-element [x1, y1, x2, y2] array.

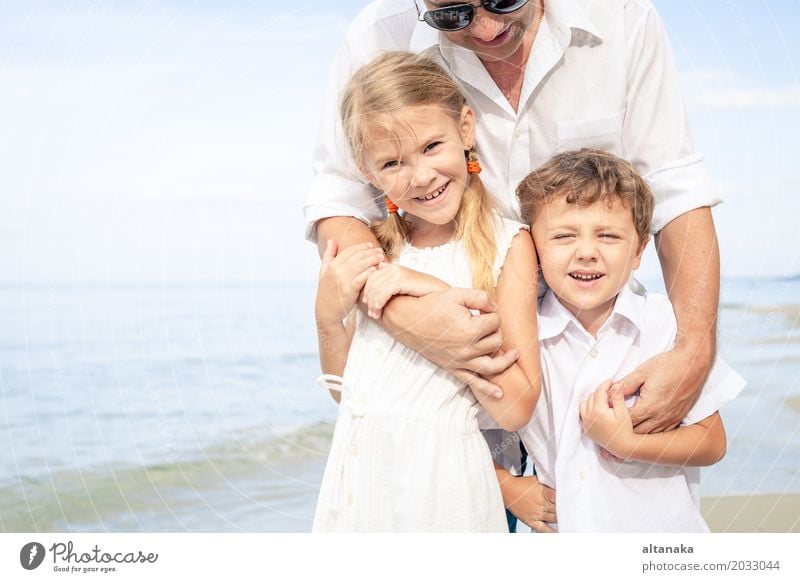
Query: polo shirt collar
[[609, 280, 646, 333], [538, 278, 646, 341], [538, 289, 574, 340]]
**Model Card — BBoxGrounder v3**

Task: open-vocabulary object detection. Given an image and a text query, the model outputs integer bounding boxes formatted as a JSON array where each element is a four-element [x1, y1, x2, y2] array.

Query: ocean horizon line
[[1, 273, 799, 289]]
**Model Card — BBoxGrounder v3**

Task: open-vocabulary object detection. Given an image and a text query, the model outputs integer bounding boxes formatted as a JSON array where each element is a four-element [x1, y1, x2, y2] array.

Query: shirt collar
[[538, 279, 645, 341], [415, 0, 603, 97], [409, 9, 439, 53], [410, 0, 603, 50], [544, 0, 603, 47]]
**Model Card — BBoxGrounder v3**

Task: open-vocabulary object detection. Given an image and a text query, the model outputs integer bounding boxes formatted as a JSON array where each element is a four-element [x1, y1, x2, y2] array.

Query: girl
[[313, 51, 540, 532]]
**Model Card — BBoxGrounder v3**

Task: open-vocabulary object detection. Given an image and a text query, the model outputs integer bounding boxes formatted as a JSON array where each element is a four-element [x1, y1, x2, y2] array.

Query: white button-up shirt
[[304, 0, 721, 241], [518, 286, 746, 532]]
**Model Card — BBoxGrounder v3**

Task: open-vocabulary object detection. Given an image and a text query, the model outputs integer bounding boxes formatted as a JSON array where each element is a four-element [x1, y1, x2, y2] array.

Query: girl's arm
[[361, 263, 450, 319], [316, 240, 384, 402], [316, 314, 357, 404], [580, 382, 727, 467], [474, 230, 541, 431]]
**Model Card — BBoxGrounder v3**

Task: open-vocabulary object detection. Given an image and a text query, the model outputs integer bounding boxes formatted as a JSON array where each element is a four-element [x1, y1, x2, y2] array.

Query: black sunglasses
[[416, 1, 530, 32]]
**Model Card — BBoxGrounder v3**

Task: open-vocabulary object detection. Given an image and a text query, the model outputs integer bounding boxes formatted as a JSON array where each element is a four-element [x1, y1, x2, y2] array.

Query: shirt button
[[590, 348, 598, 358], [350, 444, 359, 457], [513, 129, 521, 139], [580, 471, 588, 480], [347, 492, 354, 505], [375, 346, 384, 359]]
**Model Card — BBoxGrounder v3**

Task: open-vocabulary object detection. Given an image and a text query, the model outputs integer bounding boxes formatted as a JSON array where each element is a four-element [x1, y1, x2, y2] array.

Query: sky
[[0, 0, 799, 284]]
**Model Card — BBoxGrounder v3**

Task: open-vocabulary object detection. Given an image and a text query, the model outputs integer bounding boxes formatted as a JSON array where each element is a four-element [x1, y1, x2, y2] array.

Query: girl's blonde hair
[[340, 51, 498, 298]]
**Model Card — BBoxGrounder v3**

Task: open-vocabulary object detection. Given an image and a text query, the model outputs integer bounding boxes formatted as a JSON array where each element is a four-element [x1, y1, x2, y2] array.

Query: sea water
[[0, 278, 797, 532]]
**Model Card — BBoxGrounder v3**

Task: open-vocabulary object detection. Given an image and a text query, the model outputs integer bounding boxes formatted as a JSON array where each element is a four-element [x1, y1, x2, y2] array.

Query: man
[[304, 0, 720, 532]]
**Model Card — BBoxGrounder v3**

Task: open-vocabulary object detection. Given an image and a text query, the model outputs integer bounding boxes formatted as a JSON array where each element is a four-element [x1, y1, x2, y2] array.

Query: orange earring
[[385, 196, 398, 214], [465, 145, 481, 174]]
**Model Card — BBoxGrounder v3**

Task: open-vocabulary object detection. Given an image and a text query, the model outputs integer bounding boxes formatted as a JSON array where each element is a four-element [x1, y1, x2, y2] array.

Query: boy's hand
[[362, 263, 448, 319], [503, 475, 557, 533], [579, 380, 633, 459], [315, 240, 383, 325]]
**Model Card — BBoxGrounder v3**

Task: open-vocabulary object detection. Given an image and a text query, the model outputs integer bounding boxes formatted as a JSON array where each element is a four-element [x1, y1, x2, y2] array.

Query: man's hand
[[616, 345, 713, 434], [382, 287, 517, 399], [640, 206, 719, 434], [501, 475, 557, 533]]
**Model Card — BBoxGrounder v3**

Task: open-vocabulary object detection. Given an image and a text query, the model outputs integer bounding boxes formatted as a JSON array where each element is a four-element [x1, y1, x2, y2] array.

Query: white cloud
[[680, 69, 800, 109], [679, 69, 738, 84], [692, 86, 800, 109]]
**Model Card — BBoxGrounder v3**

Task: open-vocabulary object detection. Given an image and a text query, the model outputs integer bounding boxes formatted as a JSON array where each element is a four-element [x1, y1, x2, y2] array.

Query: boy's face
[[531, 195, 649, 329]]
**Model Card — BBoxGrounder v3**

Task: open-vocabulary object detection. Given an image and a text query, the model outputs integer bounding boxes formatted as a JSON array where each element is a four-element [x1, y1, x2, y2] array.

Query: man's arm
[[622, 208, 719, 432], [316, 216, 378, 257], [619, 4, 721, 433], [317, 217, 515, 397]]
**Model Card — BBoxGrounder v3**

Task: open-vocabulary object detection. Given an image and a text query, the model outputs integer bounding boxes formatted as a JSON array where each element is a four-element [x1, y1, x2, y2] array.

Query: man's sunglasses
[[416, 1, 530, 32]]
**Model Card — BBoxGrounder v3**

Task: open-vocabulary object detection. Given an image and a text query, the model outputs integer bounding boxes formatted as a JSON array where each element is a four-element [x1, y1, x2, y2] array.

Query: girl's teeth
[[571, 273, 602, 281], [418, 183, 447, 201]]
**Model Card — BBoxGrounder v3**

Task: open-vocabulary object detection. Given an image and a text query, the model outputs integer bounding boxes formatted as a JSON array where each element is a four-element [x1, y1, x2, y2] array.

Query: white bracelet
[[317, 374, 344, 392]]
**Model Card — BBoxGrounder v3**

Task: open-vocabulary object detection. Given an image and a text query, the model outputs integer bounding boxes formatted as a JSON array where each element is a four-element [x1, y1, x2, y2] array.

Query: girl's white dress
[[313, 216, 527, 532]]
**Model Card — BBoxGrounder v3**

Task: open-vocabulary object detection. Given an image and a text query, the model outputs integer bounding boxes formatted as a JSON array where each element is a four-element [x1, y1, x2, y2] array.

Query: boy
[[504, 149, 745, 532]]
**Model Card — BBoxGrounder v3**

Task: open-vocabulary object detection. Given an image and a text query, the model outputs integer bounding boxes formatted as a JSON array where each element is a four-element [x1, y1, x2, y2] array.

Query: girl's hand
[[315, 240, 383, 326], [362, 263, 449, 319], [579, 380, 633, 459]]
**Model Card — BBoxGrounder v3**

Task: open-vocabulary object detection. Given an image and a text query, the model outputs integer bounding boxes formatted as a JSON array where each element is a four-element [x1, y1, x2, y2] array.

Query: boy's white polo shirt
[[518, 285, 746, 532]]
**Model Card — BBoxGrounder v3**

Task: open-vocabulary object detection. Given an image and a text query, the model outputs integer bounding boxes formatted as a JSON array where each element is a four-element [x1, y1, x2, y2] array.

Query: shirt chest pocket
[[556, 109, 625, 156]]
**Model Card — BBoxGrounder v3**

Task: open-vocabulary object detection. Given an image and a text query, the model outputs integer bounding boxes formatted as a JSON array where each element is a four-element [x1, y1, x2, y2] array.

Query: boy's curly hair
[[516, 148, 654, 242]]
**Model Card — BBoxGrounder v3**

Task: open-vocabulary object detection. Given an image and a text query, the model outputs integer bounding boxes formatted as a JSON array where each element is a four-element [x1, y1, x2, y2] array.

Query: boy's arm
[[473, 230, 540, 431], [581, 382, 727, 467], [315, 217, 516, 398], [620, 412, 726, 467]]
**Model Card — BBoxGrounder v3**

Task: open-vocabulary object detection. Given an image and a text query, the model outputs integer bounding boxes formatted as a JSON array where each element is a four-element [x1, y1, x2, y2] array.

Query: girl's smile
[[361, 104, 476, 247], [414, 181, 449, 204]]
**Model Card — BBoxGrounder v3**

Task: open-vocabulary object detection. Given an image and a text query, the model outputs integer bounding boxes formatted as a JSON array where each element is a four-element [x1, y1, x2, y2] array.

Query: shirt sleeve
[[303, 36, 384, 243], [303, 5, 420, 243], [623, 3, 722, 233], [643, 293, 746, 425], [683, 357, 746, 425]]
